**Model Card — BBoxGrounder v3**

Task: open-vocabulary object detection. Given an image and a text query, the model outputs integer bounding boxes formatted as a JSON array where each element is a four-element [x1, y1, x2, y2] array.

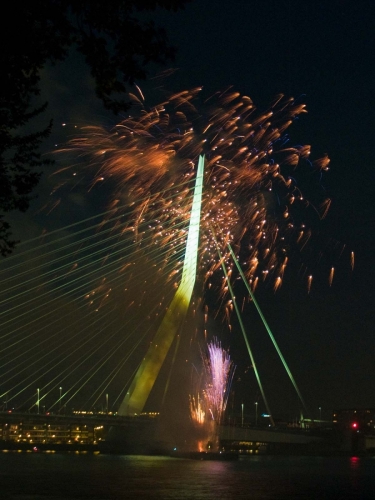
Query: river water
[[1, 452, 374, 499]]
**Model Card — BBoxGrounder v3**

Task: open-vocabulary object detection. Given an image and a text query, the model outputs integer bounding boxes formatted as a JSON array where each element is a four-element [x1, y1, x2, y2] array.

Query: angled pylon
[[118, 155, 205, 415]]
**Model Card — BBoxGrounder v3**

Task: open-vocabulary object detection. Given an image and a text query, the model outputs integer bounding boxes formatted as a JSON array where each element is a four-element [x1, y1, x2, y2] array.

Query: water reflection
[[0, 453, 374, 499]]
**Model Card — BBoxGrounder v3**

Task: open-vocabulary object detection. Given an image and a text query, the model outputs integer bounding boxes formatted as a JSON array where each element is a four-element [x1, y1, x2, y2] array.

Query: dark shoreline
[[0, 440, 374, 458]]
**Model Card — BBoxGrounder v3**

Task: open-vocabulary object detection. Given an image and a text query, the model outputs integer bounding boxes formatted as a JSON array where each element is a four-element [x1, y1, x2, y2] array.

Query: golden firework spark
[[52, 85, 349, 310]]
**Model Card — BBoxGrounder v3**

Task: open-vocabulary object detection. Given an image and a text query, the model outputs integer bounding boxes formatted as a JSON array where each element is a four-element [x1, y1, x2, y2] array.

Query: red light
[[351, 422, 358, 429]]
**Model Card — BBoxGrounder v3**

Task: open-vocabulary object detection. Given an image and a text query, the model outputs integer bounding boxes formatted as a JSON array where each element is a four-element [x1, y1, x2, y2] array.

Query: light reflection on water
[[0, 453, 375, 499]]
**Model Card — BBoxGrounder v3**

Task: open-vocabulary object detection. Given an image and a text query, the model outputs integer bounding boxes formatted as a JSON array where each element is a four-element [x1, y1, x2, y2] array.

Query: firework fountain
[[190, 338, 235, 451]]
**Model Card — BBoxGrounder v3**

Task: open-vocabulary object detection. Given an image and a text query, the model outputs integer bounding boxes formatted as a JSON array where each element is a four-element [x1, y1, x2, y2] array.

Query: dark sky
[[3, 0, 375, 422]]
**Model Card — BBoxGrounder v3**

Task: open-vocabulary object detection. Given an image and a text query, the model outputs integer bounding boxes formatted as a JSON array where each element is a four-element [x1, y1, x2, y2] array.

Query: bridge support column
[[118, 155, 205, 416]]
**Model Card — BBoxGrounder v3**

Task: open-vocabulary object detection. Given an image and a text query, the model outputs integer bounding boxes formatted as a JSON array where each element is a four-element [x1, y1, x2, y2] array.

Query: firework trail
[[189, 393, 205, 425]]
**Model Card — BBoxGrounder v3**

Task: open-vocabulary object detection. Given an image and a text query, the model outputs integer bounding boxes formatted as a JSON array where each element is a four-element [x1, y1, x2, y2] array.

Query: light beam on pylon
[[118, 155, 205, 415], [226, 242, 309, 417], [211, 228, 275, 427]]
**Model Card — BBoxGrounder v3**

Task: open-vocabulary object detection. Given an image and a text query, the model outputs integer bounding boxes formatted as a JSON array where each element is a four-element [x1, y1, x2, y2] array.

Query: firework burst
[[51, 85, 348, 318]]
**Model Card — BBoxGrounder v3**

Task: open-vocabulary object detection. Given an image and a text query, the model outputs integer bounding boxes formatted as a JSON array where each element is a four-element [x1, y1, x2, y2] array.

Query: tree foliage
[[0, 0, 190, 256]]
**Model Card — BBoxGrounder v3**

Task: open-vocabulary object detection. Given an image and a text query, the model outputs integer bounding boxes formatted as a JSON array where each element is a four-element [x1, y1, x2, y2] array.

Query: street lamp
[[37, 388, 40, 414], [241, 403, 244, 427], [59, 387, 62, 413], [255, 402, 258, 426]]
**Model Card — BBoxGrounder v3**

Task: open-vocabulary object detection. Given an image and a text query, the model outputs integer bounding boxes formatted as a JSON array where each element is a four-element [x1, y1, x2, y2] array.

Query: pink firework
[[191, 338, 235, 426]]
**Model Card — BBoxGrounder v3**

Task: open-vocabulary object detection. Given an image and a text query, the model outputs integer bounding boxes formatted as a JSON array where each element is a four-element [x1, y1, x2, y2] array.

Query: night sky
[[3, 1, 375, 423]]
